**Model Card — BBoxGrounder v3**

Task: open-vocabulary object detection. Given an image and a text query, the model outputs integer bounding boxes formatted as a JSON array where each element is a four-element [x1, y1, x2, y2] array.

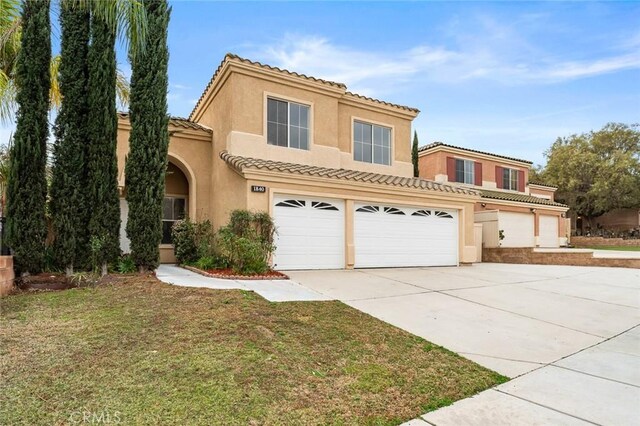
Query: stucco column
[[345, 199, 355, 269]]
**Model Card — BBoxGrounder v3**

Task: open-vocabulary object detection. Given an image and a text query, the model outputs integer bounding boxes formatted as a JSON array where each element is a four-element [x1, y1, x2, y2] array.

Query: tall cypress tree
[[6, 0, 51, 275], [125, 0, 170, 272], [86, 11, 120, 276], [412, 131, 419, 177], [50, 0, 90, 275]]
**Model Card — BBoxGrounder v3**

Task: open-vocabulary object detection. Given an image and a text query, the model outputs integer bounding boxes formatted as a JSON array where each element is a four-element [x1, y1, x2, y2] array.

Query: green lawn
[[582, 245, 640, 251], [0, 275, 506, 425]]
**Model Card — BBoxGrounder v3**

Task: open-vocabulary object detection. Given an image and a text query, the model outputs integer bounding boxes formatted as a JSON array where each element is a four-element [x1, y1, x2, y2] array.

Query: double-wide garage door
[[273, 195, 458, 270]]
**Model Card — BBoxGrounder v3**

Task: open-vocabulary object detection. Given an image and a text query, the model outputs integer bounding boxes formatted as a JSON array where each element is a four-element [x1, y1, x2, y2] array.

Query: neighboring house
[[116, 54, 480, 269], [418, 142, 570, 248]]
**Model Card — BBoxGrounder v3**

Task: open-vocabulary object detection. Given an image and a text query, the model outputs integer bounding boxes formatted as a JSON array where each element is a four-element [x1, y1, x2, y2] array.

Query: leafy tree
[[5, 0, 51, 275], [85, 9, 121, 276], [125, 0, 170, 272], [412, 131, 419, 177], [50, 0, 90, 275], [541, 123, 640, 227]]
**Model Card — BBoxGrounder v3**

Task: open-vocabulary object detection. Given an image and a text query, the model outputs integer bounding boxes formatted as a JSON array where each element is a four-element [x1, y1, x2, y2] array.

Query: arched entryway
[[119, 154, 196, 259]]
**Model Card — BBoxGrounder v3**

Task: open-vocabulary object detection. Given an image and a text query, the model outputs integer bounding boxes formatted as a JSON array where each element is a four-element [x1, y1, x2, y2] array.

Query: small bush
[[171, 219, 198, 264], [194, 256, 216, 271], [116, 254, 136, 274], [217, 210, 276, 275], [171, 219, 215, 265]]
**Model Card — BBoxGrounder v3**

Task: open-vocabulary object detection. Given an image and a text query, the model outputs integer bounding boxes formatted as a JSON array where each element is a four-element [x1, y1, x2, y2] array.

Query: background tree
[[540, 123, 640, 228], [125, 0, 170, 272], [5, 0, 51, 275], [86, 11, 121, 276], [0, 0, 139, 125], [412, 131, 419, 177], [50, 0, 90, 275]]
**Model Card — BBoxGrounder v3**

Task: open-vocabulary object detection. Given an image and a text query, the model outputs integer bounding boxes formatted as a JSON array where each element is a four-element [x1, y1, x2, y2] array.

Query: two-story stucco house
[[418, 142, 570, 248], [116, 54, 481, 269]]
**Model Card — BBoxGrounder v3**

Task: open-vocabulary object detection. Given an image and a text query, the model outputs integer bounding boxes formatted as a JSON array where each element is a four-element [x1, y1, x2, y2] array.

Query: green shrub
[[195, 255, 218, 271], [116, 254, 136, 274], [216, 210, 276, 275], [171, 219, 198, 264], [171, 219, 215, 265]]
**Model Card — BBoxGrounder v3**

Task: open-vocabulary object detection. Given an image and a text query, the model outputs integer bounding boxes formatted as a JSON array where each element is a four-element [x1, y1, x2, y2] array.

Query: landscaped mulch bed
[[17, 273, 76, 291], [183, 264, 289, 280], [0, 274, 507, 425]]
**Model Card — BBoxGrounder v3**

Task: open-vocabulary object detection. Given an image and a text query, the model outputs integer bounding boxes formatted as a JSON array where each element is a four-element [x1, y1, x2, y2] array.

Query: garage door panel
[[355, 204, 458, 268], [538, 215, 559, 247], [499, 212, 535, 247], [273, 195, 345, 270]]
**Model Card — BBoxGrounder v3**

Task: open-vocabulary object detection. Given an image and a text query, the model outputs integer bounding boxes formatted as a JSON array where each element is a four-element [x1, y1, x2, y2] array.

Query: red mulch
[[182, 265, 289, 280]]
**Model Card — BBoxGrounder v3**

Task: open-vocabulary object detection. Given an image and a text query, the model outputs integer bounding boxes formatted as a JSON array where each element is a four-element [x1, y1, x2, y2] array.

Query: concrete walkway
[[534, 247, 640, 259], [288, 263, 640, 425], [156, 264, 330, 302]]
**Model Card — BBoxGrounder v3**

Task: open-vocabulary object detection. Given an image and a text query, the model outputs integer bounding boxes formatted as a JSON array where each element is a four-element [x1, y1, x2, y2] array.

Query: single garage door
[[499, 212, 535, 247], [354, 203, 458, 268], [538, 215, 559, 247], [272, 195, 345, 270]]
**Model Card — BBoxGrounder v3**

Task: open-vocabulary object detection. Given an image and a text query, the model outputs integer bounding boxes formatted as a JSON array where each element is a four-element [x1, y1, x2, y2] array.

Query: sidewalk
[[155, 264, 331, 302]]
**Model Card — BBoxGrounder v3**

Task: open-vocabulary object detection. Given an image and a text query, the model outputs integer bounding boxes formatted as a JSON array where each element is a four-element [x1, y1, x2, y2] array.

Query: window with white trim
[[502, 168, 519, 191], [455, 159, 475, 184], [354, 121, 391, 165], [267, 98, 309, 150], [162, 197, 186, 244]]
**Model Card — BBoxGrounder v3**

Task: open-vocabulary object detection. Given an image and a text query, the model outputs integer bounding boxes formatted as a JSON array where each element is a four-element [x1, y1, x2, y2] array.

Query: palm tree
[[0, 0, 146, 124]]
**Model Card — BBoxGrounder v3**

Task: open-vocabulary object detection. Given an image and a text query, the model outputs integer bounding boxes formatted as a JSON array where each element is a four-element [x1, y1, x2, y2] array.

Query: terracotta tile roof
[[344, 91, 419, 113], [220, 151, 478, 196], [117, 112, 212, 133], [190, 53, 419, 120], [480, 189, 567, 208], [419, 142, 533, 164], [528, 180, 557, 189]]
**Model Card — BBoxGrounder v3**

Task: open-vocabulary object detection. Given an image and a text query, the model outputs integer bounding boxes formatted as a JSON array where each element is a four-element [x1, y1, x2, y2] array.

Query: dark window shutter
[[474, 162, 483, 186], [447, 157, 456, 182], [518, 170, 525, 192], [495, 166, 503, 189]]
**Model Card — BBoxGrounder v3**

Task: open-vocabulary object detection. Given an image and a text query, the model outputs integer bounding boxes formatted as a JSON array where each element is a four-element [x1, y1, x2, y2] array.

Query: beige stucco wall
[[198, 65, 416, 180]]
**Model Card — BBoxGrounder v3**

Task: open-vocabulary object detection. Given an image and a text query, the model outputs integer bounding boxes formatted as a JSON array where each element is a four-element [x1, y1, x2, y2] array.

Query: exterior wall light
[[530, 208, 537, 213]]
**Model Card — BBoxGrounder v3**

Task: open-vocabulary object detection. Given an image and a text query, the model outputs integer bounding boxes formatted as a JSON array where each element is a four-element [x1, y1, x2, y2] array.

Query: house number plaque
[[251, 185, 267, 193]]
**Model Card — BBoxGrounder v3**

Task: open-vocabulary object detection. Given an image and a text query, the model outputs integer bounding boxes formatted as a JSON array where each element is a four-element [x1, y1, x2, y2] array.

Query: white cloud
[[247, 27, 640, 97]]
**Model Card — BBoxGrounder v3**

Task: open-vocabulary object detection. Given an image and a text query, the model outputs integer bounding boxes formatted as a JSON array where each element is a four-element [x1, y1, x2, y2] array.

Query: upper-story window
[[502, 167, 519, 191], [354, 121, 391, 165], [267, 98, 309, 150], [455, 159, 475, 184]]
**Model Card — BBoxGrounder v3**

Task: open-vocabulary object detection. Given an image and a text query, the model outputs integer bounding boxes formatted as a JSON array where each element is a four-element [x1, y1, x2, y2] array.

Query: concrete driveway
[[287, 263, 640, 425]]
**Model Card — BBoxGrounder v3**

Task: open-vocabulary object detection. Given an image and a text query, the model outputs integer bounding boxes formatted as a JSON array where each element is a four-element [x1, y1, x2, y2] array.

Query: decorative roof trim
[[528, 181, 558, 189], [480, 189, 568, 208], [117, 112, 212, 134], [220, 151, 478, 196], [419, 142, 533, 165], [189, 53, 419, 121]]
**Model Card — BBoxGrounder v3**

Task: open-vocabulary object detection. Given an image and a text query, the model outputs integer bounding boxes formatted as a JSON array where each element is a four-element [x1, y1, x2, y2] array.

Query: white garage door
[[499, 212, 535, 247], [272, 195, 345, 270], [538, 215, 559, 247], [354, 204, 458, 268]]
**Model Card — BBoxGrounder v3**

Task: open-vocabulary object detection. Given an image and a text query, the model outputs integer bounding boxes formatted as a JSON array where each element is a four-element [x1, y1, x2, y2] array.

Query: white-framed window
[[455, 159, 475, 184], [354, 121, 391, 165], [162, 196, 186, 244], [267, 97, 309, 150], [502, 168, 519, 191]]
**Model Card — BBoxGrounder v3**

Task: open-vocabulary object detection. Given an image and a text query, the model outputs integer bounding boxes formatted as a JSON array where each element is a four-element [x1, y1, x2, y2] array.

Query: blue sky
[[3, 1, 639, 166]]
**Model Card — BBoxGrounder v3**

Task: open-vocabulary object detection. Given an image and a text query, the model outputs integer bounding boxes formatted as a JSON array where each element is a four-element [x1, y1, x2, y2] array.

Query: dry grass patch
[[1, 274, 506, 425]]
